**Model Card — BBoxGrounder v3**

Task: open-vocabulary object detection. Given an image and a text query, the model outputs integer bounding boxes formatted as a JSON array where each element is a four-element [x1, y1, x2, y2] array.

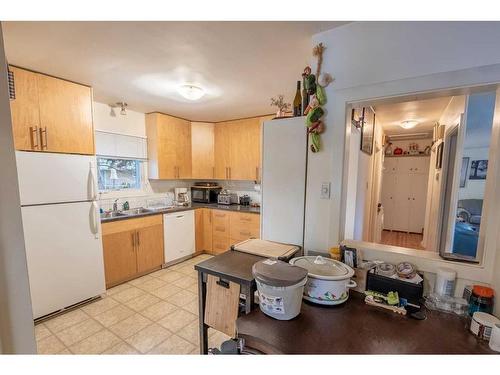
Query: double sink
[[100, 207, 161, 219]]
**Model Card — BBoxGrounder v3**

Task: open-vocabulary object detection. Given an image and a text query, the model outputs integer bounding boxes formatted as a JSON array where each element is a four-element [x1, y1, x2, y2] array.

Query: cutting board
[[232, 239, 299, 259]]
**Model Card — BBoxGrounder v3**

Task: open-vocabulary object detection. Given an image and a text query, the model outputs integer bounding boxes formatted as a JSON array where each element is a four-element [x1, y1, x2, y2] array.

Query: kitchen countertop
[[236, 291, 495, 354], [100, 202, 260, 223]]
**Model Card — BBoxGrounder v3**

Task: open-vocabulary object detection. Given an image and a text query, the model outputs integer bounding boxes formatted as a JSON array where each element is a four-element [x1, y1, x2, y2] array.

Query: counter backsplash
[[99, 179, 261, 211]]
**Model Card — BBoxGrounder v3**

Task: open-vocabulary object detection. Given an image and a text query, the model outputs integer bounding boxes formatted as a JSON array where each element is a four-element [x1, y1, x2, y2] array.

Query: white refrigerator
[[261, 117, 308, 247], [16, 151, 105, 319]]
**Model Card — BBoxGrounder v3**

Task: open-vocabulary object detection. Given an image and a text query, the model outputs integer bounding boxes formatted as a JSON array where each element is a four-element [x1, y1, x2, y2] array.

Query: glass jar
[[468, 285, 494, 316]]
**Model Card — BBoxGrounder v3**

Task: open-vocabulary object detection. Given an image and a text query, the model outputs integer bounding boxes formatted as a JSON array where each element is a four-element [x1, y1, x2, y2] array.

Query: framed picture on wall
[[360, 107, 375, 155], [460, 157, 470, 188], [470, 160, 488, 180]]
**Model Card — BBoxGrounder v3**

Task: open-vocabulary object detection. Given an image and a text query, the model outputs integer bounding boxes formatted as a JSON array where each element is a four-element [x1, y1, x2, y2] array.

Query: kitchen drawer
[[212, 210, 230, 237], [212, 235, 231, 254], [230, 224, 260, 242], [212, 209, 230, 222], [230, 212, 260, 227]]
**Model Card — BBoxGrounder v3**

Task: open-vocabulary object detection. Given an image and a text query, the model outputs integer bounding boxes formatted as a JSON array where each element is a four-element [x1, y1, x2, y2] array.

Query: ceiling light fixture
[[400, 120, 419, 129], [117, 102, 128, 115], [177, 85, 205, 101]]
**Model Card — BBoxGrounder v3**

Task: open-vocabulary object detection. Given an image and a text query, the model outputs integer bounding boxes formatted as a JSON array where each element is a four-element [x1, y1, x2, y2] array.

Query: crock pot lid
[[291, 256, 354, 280], [252, 259, 308, 287]]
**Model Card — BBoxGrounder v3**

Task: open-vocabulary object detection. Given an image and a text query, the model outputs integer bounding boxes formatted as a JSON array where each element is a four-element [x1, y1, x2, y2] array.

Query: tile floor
[[35, 254, 231, 354]]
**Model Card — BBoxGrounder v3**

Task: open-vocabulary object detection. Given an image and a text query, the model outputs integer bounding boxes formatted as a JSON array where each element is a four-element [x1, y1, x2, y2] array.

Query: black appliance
[[239, 195, 251, 206], [191, 182, 222, 203]]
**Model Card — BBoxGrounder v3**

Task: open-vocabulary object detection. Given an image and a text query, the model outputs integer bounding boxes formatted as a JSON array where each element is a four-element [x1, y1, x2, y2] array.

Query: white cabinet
[[381, 156, 430, 234], [95, 131, 147, 159], [163, 210, 195, 263]]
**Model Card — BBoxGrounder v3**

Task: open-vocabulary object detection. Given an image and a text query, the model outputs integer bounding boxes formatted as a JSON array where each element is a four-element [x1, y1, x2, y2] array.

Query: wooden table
[[236, 292, 495, 354], [194, 250, 264, 354]]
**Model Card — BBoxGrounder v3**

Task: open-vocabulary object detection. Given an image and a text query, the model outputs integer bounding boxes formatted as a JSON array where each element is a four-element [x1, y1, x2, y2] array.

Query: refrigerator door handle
[[90, 201, 99, 238], [89, 161, 97, 200]]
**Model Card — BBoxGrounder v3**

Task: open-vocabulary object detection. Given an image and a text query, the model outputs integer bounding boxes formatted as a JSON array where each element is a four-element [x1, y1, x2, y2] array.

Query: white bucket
[[255, 277, 307, 320]]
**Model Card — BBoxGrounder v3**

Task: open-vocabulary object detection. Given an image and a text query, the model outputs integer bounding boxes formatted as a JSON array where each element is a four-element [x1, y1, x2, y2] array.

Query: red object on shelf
[[394, 147, 403, 155]]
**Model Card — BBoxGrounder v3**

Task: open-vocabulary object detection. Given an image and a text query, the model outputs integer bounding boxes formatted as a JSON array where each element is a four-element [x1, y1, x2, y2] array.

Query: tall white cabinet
[[381, 156, 430, 234]]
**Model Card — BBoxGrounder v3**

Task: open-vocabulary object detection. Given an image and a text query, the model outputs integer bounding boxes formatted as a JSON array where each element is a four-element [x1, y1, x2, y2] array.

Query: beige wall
[[0, 24, 36, 354]]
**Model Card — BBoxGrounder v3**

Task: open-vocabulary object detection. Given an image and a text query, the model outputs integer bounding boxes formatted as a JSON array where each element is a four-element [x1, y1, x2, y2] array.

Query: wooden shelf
[[385, 154, 430, 158]]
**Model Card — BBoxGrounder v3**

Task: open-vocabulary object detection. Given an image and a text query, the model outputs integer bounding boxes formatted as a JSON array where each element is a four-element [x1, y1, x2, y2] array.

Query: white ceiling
[[374, 96, 453, 135], [2, 21, 346, 122]]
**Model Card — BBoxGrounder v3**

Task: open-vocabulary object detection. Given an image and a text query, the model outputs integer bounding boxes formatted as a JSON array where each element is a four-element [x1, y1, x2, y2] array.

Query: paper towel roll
[[489, 323, 500, 352]]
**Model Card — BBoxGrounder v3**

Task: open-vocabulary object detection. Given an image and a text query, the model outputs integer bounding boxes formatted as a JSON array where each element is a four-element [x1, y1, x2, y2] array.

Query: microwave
[[191, 184, 222, 203]]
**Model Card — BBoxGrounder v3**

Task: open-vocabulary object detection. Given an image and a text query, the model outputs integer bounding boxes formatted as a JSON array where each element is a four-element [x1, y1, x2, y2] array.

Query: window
[[97, 157, 142, 191]]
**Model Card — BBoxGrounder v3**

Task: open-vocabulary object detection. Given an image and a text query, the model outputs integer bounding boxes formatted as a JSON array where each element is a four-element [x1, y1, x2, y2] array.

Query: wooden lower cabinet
[[202, 209, 213, 252], [102, 229, 137, 287], [136, 224, 164, 274], [102, 215, 164, 288], [194, 208, 260, 255]]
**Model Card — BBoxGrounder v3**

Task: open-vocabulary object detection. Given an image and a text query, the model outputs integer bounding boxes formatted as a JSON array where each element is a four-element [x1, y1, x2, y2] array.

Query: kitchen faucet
[[113, 198, 119, 212]]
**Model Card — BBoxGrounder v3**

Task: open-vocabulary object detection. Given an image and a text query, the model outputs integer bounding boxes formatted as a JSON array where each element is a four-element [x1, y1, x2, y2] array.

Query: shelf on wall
[[385, 154, 430, 158]]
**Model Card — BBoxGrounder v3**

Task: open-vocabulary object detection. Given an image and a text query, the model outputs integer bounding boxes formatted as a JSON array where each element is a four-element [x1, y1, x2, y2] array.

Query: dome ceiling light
[[177, 84, 205, 101], [400, 120, 419, 129]]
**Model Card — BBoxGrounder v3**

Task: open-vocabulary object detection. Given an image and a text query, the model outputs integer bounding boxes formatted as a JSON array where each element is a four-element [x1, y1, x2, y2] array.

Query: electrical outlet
[[320, 182, 331, 199]]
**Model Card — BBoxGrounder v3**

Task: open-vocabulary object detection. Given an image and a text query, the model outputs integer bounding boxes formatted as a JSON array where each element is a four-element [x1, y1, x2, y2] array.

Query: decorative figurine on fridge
[[302, 43, 333, 153]]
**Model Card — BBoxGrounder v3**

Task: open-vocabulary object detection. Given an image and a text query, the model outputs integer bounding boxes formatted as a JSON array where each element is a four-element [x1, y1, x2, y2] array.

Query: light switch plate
[[320, 182, 331, 199]]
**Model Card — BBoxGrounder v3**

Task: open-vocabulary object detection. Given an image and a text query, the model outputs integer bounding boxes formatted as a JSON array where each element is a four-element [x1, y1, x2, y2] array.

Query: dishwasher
[[163, 210, 195, 264]]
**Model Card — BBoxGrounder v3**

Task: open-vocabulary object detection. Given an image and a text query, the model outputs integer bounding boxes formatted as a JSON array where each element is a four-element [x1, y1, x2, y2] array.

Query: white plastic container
[[489, 323, 500, 352], [470, 312, 500, 340], [252, 259, 308, 320], [435, 267, 456, 297]]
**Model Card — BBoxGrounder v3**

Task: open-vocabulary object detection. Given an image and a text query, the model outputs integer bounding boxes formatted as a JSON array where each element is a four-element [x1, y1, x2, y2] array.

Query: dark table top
[[194, 250, 264, 284], [237, 292, 495, 354]]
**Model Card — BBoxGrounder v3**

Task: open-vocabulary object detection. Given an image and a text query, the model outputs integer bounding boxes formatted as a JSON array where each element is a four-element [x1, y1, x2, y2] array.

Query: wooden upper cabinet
[[37, 74, 94, 155], [215, 116, 266, 181], [8, 66, 94, 155], [146, 113, 192, 179], [214, 122, 231, 179], [229, 118, 261, 181], [191, 122, 215, 179], [9, 66, 41, 151]]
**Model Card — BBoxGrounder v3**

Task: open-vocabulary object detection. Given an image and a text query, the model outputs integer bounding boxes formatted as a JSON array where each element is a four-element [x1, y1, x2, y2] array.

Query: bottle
[[302, 77, 309, 115], [293, 81, 302, 117]]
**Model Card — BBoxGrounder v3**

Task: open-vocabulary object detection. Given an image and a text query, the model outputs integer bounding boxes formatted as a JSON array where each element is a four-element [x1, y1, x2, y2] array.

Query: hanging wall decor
[[303, 43, 333, 153]]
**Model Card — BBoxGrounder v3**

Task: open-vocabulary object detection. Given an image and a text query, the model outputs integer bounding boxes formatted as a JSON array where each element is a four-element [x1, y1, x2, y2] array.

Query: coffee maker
[[174, 187, 190, 206]]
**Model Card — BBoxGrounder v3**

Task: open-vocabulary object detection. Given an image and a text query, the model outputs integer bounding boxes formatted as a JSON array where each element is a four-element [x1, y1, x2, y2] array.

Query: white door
[[397, 157, 414, 174], [392, 174, 411, 232], [16, 151, 97, 205], [383, 158, 398, 174], [163, 210, 195, 262], [381, 173, 396, 230], [22, 201, 105, 319], [409, 174, 429, 233], [412, 156, 431, 175]]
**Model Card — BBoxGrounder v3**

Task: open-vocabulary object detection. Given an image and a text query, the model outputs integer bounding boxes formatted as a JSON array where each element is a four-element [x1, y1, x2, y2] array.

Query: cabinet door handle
[[212, 166, 215, 179], [215, 226, 225, 232], [229, 167, 231, 179], [137, 231, 140, 247], [256, 166, 259, 180], [240, 231, 251, 236], [30, 126, 39, 149], [132, 232, 136, 247], [40, 127, 48, 150]]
